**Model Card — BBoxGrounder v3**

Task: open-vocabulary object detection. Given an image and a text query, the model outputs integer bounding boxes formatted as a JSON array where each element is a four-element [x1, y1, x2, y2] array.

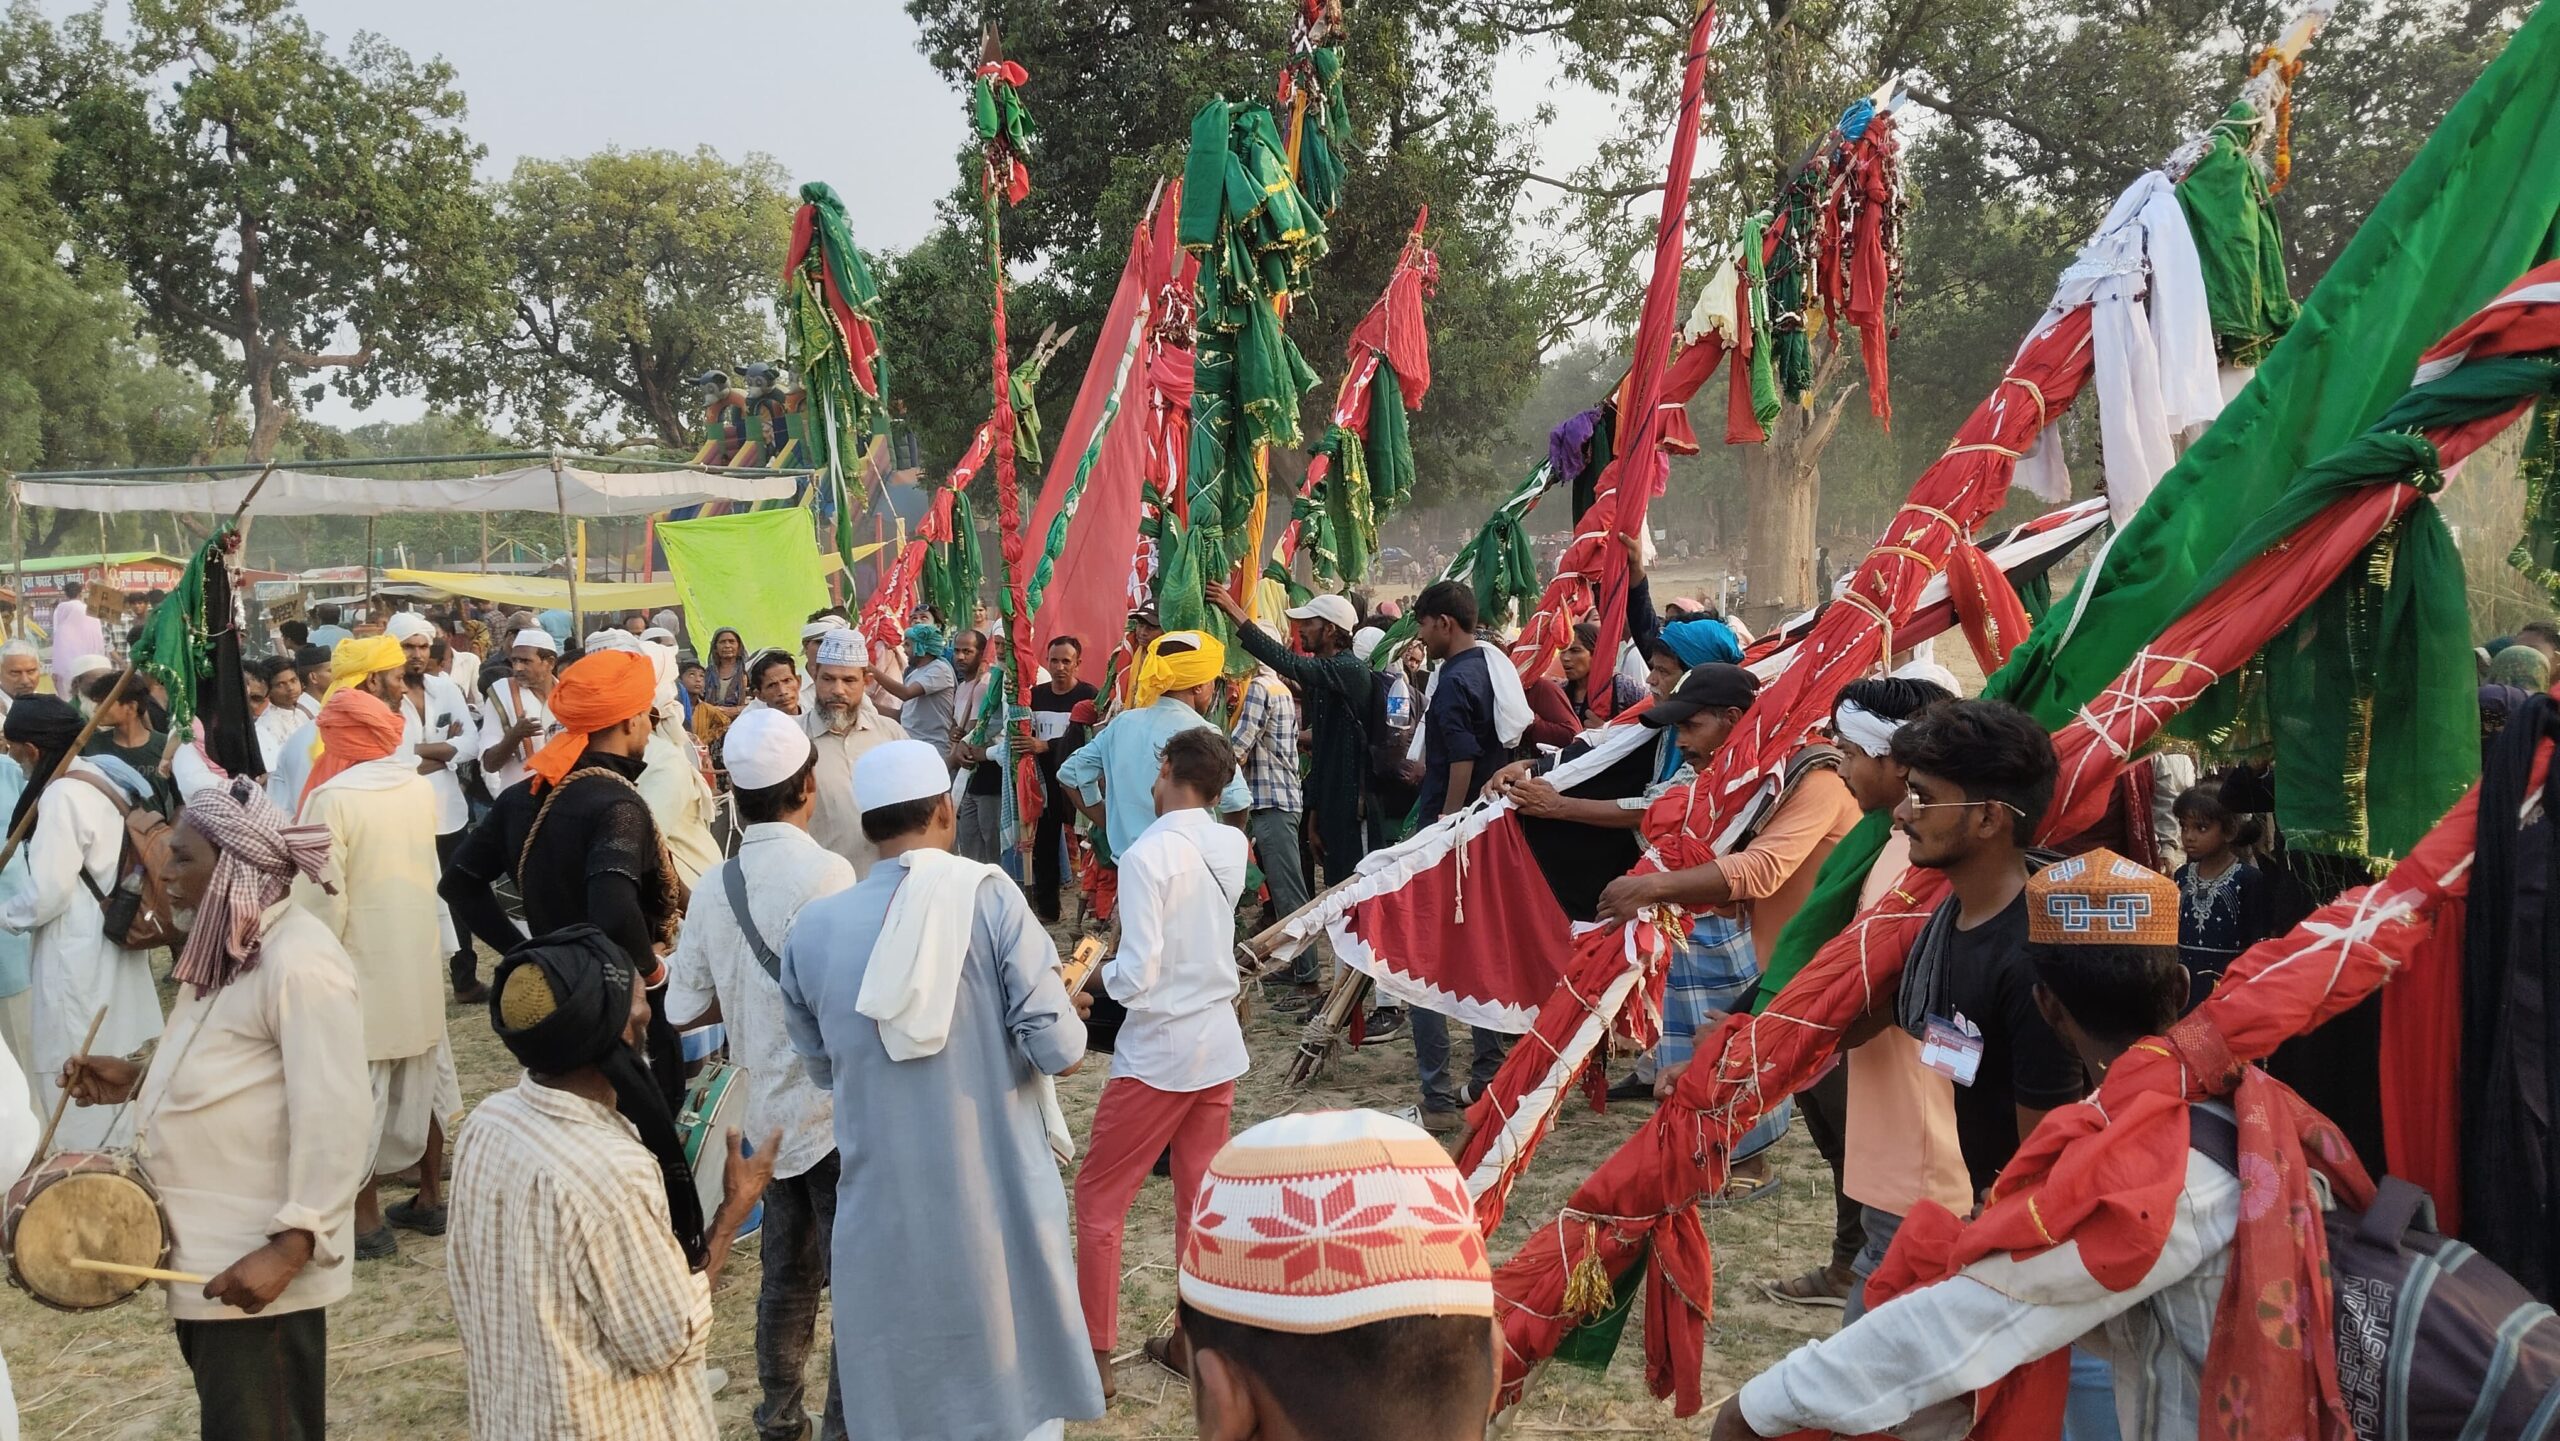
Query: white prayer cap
[[641, 626, 677, 646], [1352, 625, 1387, 665], [511, 628, 559, 654], [385, 612, 435, 643], [1285, 593, 1359, 635], [800, 617, 848, 642], [854, 739, 950, 815], [814, 629, 869, 671], [67, 654, 110, 685], [722, 706, 812, 791]]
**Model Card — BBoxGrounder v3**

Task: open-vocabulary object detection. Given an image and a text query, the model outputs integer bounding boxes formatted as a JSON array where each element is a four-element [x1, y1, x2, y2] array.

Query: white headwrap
[[1832, 700, 1903, 759], [385, 612, 435, 643]]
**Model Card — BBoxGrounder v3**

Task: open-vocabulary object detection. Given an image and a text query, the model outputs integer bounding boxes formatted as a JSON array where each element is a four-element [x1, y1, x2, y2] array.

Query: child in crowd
[[2170, 780, 2275, 1011]]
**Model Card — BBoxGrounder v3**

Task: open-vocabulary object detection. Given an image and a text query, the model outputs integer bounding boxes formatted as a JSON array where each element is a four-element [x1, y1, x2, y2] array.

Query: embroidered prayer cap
[[2028, 847, 2180, 948], [1178, 1109, 1493, 1334], [853, 738, 949, 814], [725, 706, 812, 791], [814, 629, 870, 671], [510, 627, 559, 654]]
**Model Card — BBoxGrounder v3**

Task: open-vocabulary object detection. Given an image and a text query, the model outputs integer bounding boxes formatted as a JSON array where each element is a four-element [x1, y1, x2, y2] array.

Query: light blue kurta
[[1053, 697, 1254, 859], [779, 851, 1101, 1441]]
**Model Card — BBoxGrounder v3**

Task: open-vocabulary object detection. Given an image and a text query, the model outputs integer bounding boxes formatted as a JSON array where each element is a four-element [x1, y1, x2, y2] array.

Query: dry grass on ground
[[0, 922, 1846, 1440]]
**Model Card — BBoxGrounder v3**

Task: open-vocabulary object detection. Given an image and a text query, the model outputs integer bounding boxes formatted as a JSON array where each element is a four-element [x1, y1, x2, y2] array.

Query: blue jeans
[[755, 1152, 846, 1441], [1844, 1204, 1905, 1322], [2063, 1347, 2122, 1441], [1412, 1009, 1512, 1113]]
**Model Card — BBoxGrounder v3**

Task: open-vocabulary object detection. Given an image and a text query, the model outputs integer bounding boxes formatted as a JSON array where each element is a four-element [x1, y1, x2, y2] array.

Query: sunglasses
[[1902, 785, 2027, 819]]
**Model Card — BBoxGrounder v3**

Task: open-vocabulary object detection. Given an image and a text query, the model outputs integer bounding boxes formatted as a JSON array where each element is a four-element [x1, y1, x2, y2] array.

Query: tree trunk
[[246, 356, 289, 462], [1741, 414, 1822, 624]]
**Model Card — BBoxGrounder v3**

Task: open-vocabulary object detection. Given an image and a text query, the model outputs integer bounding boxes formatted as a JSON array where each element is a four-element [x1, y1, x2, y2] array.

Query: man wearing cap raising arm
[[778, 738, 1104, 1441], [450, 929, 774, 1441], [1204, 584, 1374, 1008], [1055, 632, 1255, 869], [1178, 1110, 1500, 1441], [666, 707, 853, 1441], [799, 628, 907, 878], [475, 626, 559, 796]]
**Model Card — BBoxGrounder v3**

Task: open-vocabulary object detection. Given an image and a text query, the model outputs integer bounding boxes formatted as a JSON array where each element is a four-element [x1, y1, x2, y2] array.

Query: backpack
[[2192, 1107, 2560, 1439], [65, 770, 179, 951]]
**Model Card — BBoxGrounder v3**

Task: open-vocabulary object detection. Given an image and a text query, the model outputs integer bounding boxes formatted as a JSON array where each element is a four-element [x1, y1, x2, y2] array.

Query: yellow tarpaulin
[[383, 543, 881, 613]]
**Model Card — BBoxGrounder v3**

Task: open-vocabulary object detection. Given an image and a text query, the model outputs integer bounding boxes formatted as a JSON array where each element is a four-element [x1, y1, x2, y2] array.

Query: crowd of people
[[0, 558, 2544, 1441]]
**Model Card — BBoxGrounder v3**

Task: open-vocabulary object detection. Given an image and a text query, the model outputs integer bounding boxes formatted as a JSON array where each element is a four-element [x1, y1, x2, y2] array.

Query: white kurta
[[136, 901, 372, 1322], [639, 732, 721, 887], [474, 677, 558, 795], [291, 759, 446, 1063], [0, 760, 161, 1151]]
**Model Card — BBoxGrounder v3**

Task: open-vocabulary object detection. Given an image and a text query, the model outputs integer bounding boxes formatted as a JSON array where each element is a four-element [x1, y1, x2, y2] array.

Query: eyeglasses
[[1902, 786, 2026, 818]]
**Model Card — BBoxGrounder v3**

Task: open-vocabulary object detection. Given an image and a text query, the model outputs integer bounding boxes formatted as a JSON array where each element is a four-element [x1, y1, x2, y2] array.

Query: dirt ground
[[0, 929, 1844, 1440], [3, 564, 1899, 1438]]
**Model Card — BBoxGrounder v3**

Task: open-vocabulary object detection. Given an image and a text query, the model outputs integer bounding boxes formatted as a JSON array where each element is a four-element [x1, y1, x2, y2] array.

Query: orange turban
[[301, 689, 406, 814], [525, 648, 657, 792]]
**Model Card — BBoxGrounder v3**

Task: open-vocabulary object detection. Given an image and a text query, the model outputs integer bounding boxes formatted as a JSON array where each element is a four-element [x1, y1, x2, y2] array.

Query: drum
[[677, 1062, 759, 1239], [4, 1150, 172, 1312]]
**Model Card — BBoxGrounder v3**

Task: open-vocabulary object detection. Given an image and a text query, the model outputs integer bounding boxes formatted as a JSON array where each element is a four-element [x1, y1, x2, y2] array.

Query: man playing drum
[[59, 778, 372, 1441]]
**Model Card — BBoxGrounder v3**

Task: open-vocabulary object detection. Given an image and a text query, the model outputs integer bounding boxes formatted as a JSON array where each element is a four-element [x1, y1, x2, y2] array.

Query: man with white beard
[[801, 629, 905, 878]]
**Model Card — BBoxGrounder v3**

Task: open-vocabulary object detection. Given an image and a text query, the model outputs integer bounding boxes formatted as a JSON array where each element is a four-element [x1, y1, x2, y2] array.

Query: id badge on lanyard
[[1920, 1011, 1985, 1087]]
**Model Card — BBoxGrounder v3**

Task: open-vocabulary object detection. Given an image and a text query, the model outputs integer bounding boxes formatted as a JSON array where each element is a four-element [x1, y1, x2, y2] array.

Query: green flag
[[1989, 5, 2560, 732], [1761, 10, 2560, 1003]]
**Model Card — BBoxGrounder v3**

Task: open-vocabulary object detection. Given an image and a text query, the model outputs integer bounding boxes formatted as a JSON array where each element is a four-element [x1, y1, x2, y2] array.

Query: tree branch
[[1901, 87, 2112, 174], [275, 343, 377, 371], [1488, 168, 1667, 201]]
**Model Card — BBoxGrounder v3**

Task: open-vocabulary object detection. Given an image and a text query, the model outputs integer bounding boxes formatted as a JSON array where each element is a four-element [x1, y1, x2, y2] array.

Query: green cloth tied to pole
[[2176, 104, 2301, 367]]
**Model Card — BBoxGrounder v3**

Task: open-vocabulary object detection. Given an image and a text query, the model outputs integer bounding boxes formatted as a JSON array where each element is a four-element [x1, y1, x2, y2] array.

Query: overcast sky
[[47, 0, 1620, 429]]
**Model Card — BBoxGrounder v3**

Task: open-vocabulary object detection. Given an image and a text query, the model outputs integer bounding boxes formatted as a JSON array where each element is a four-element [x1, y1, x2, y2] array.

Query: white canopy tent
[[14, 464, 797, 518]]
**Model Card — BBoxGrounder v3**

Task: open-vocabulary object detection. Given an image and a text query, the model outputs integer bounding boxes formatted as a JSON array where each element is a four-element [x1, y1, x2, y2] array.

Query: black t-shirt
[[1921, 891, 2089, 1195]]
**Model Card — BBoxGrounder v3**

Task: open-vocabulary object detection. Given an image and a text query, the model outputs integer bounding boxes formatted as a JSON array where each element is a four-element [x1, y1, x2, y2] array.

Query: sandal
[[1760, 1266, 1853, 1308], [354, 1225, 400, 1261], [385, 1197, 448, 1236], [1702, 1168, 1780, 1209], [1143, 1333, 1191, 1382]]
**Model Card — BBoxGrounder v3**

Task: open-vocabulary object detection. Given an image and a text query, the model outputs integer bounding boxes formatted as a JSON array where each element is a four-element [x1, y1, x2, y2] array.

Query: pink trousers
[[1072, 1074, 1236, 1350]]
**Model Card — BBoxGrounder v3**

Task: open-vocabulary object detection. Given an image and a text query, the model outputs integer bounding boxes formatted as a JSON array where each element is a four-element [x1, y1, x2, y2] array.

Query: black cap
[[1642, 663, 1759, 727]]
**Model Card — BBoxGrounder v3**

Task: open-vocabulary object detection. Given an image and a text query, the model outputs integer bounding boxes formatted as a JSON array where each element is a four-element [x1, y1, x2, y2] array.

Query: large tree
[[894, 0, 1546, 505], [10, 0, 497, 461], [484, 146, 796, 451]]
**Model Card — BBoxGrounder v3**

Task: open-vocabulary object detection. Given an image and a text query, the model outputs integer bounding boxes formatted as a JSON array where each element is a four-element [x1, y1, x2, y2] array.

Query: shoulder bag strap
[[62, 769, 133, 902], [721, 855, 783, 982]]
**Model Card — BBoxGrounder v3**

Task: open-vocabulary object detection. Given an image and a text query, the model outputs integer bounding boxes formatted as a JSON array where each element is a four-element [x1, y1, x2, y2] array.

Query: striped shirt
[[1228, 671, 1302, 813], [448, 1077, 716, 1441]]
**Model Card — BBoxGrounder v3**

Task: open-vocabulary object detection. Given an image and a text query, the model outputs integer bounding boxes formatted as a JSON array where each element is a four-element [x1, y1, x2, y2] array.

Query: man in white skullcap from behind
[[664, 705, 854, 1440], [776, 736, 1101, 1441], [1176, 1109, 1499, 1441], [475, 626, 561, 797], [799, 627, 906, 879]]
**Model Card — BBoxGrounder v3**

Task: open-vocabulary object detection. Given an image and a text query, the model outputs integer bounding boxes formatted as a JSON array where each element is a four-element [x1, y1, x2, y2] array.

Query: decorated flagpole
[[971, 28, 1043, 850]]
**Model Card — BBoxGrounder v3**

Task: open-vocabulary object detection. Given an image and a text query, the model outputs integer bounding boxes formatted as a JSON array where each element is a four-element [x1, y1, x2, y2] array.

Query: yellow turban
[[1131, 630, 1226, 709], [323, 635, 407, 701]]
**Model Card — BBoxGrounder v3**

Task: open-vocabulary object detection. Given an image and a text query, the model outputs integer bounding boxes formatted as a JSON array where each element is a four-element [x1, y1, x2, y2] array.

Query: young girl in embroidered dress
[[2170, 780, 2274, 1012]]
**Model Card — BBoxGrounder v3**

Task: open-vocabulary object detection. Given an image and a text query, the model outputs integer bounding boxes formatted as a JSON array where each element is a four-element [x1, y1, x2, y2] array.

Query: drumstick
[[33, 1005, 111, 1165], [67, 1258, 209, 1286], [1059, 937, 1104, 994]]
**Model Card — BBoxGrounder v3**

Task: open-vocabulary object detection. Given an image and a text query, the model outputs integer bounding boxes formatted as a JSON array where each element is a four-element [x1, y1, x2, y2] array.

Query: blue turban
[[904, 622, 951, 661], [1661, 617, 1742, 668]]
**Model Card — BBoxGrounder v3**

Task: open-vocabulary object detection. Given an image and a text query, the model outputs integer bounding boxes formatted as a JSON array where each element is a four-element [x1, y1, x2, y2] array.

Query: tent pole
[[551, 452, 579, 627], [478, 512, 491, 571], [364, 515, 377, 612], [6, 474, 20, 640]]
